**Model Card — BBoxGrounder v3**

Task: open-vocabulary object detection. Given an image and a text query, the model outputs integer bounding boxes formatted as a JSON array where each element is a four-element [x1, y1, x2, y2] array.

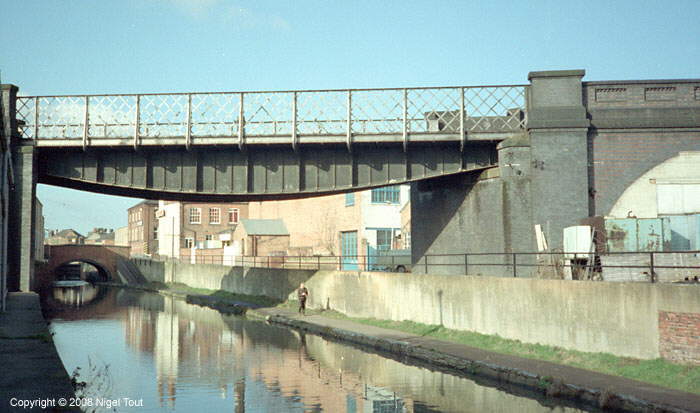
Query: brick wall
[[181, 202, 249, 243], [590, 131, 700, 216], [659, 311, 700, 364], [584, 80, 700, 216], [248, 193, 362, 255]]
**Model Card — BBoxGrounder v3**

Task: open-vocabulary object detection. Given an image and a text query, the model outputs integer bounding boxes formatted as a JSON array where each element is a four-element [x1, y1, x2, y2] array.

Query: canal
[[42, 285, 595, 412]]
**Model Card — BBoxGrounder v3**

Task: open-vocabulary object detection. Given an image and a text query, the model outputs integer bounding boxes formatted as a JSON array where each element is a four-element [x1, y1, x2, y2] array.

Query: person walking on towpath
[[297, 283, 309, 315]]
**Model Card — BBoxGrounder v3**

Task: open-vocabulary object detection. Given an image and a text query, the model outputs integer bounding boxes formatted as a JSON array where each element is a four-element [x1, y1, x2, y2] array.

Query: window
[[371, 186, 400, 204], [205, 234, 214, 241], [153, 226, 158, 240], [209, 208, 221, 224], [228, 208, 239, 224], [345, 192, 354, 206], [189, 208, 201, 224], [184, 238, 194, 248], [376, 229, 393, 251]]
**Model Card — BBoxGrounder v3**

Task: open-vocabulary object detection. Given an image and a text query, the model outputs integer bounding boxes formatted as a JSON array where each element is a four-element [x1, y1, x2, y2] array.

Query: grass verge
[[144, 282, 281, 308], [288, 307, 700, 395]]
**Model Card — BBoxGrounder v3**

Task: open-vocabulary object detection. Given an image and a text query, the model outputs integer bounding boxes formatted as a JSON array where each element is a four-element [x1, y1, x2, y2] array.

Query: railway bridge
[[3, 69, 700, 291]]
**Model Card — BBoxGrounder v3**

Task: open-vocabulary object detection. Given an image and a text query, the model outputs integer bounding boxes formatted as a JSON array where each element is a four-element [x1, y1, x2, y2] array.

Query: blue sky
[[2, 0, 699, 234]]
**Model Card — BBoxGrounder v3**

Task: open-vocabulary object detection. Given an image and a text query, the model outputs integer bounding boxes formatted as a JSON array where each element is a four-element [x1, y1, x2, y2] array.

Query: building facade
[[128, 200, 159, 256], [247, 185, 411, 268], [85, 227, 115, 246], [156, 201, 249, 258], [114, 226, 129, 247], [45, 229, 85, 245]]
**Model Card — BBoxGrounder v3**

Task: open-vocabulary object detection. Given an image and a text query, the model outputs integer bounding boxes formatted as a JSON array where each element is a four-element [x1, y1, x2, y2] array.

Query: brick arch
[[36, 245, 130, 291], [52, 257, 111, 281]]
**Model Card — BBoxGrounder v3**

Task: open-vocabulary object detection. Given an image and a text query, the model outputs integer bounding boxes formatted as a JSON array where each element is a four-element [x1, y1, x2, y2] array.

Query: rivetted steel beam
[[35, 142, 497, 201]]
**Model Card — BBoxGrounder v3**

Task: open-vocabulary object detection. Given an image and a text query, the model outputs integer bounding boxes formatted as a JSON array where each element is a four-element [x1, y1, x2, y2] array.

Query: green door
[[341, 231, 358, 270]]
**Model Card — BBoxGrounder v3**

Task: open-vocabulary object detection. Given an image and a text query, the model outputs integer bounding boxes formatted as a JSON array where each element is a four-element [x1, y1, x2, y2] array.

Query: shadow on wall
[[218, 267, 313, 302], [413, 173, 474, 266]]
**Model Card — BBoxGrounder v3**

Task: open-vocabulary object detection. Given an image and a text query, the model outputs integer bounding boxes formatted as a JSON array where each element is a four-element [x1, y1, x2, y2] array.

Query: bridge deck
[[16, 85, 527, 149]]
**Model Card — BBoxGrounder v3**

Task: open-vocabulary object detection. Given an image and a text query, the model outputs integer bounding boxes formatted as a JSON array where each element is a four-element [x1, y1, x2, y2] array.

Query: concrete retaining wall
[[302, 271, 700, 361], [131, 258, 315, 301], [131, 258, 700, 361]]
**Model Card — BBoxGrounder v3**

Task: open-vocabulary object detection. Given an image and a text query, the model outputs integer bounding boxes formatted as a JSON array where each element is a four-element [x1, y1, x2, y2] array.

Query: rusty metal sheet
[[637, 218, 669, 252], [605, 219, 637, 252]]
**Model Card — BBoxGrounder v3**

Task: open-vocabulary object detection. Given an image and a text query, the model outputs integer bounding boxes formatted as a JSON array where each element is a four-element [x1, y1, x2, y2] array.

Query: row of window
[[128, 209, 142, 224], [189, 208, 239, 225], [345, 186, 402, 206]]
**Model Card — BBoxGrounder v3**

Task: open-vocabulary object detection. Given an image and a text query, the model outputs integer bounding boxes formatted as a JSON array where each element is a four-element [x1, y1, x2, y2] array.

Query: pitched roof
[[240, 219, 288, 235], [56, 229, 84, 238]]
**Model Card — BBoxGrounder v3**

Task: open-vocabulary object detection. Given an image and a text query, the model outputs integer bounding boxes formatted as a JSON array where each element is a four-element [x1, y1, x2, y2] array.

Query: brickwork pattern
[[591, 131, 700, 216], [658, 310, 700, 365], [585, 80, 700, 216]]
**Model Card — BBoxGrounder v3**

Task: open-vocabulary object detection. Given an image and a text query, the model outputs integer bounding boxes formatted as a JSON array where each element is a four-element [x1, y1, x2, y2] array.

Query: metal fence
[[15, 85, 527, 145], [156, 250, 700, 283]]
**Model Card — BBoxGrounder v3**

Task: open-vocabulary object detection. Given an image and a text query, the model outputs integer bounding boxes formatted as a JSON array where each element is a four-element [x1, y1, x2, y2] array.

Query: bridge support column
[[411, 70, 591, 276], [9, 144, 37, 291], [527, 70, 590, 250], [2, 85, 19, 306]]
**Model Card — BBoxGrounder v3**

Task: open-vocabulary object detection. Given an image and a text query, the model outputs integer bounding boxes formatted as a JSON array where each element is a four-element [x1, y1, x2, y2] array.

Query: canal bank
[[122, 281, 700, 412], [249, 306, 700, 413], [0, 292, 78, 412]]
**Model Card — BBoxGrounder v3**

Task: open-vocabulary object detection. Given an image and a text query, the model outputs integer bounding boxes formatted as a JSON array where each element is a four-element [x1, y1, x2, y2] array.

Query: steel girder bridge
[[15, 84, 527, 200]]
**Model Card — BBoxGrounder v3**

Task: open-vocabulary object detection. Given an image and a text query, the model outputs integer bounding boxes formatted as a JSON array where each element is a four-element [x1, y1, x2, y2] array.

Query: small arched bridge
[[36, 245, 137, 290]]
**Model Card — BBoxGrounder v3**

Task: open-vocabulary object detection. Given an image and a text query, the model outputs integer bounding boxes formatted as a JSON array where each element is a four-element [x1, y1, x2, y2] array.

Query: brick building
[[247, 185, 410, 269], [128, 200, 159, 256]]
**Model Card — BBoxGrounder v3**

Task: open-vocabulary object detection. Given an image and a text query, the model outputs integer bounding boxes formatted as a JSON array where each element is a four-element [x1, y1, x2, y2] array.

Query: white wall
[[609, 151, 700, 218], [360, 185, 410, 248], [157, 201, 181, 258], [114, 226, 129, 247]]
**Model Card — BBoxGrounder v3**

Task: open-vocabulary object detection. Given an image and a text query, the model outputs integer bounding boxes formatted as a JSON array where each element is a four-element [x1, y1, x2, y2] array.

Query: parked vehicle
[[374, 249, 411, 273]]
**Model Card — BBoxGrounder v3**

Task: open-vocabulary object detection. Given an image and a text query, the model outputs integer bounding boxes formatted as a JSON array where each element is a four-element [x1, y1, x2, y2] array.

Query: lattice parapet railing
[[16, 85, 527, 141]]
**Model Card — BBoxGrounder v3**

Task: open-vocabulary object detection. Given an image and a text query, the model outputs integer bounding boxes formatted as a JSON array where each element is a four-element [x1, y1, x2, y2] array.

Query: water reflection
[[49, 283, 103, 308], [45, 288, 593, 412]]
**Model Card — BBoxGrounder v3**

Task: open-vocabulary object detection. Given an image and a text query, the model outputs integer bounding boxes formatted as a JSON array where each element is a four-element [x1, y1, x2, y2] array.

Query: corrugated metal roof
[[241, 219, 289, 235]]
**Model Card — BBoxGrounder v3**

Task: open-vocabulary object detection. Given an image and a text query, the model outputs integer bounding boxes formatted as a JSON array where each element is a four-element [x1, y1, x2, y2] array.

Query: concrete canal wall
[[132, 258, 314, 302], [131, 259, 700, 362]]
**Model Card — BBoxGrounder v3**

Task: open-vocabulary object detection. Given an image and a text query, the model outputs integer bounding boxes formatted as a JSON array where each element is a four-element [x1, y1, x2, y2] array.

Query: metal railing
[[15, 85, 527, 147], [149, 250, 700, 283], [158, 254, 407, 271], [420, 251, 700, 282]]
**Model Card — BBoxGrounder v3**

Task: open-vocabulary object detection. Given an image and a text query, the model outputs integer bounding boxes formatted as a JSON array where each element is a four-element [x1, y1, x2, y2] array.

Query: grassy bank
[[284, 304, 700, 395], [140, 282, 281, 307]]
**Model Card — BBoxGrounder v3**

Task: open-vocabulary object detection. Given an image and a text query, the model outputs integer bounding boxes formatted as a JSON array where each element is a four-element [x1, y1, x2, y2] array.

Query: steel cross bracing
[[16, 85, 527, 149]]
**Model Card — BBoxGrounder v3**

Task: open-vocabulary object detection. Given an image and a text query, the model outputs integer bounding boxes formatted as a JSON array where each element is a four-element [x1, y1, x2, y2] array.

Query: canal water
[[43, 285, 595, 412]]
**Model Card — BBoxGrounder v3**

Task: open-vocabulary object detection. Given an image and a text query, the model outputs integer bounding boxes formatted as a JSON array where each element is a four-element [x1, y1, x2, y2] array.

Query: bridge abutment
[[527, 70, 590, 250], [412, 70, 591, 275]]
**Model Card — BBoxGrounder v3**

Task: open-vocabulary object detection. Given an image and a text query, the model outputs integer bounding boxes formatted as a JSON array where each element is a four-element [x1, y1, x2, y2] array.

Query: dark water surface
[[43, 286, 594, 412]]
